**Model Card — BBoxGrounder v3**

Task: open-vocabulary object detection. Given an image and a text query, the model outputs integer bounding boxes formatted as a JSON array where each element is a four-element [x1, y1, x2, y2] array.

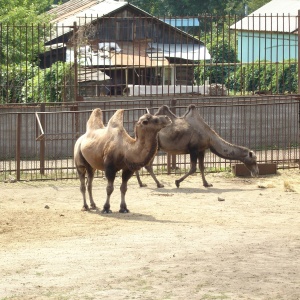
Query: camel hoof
[[175, 180, 180, 188], [157, 183, 164, 188], [101, 209, 112, 214], [119, 208, 130, 213], [90, 205, 98, 210], [139, 184, 147, 188], [204, 183, 213, 187], [81, 206, 89, 211]]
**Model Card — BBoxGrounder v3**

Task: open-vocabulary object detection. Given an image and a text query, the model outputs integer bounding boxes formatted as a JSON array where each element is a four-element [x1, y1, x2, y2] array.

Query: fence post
[[16, 114, 21, 181], [170, 99, 177, 170], [73, 21, 79, 101], [298, 10, 300, 94], [40, 104, 45, 175]]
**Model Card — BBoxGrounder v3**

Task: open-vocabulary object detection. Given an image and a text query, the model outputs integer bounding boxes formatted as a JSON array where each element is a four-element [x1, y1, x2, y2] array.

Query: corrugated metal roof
[[150, 43, 211, 61], [48, 0, 97, 22], [230, 0, 300, 33], [47, 0, 128, 38]]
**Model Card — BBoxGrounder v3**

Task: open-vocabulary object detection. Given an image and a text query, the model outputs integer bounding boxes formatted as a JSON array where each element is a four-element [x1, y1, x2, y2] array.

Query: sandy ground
[[0, 169, 300, 300]]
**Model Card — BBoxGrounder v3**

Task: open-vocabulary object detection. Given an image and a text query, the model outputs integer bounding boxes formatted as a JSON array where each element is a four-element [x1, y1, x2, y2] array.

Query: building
[[230, 0, 299, 63], [45, 0, 211, 97]]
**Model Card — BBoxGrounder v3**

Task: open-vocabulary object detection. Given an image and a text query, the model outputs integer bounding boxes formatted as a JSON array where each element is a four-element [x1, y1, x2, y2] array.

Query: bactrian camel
[[74, 108, 171, 213], [136, 104, 259, 188]]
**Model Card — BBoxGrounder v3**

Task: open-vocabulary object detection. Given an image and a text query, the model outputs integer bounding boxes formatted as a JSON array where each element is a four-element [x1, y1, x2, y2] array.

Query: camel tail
[[87, 108, 104, 131]]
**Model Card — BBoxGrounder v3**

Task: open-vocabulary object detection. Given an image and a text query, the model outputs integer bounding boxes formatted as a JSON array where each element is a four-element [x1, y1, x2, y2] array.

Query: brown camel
[[74, 108, 171, 213], [136, 104, 259, 188]]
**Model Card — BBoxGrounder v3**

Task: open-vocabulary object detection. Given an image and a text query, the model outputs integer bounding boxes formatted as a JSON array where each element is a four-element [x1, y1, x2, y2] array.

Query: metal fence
[[1, 13, 300, 105], [0, 95, 299, 181]]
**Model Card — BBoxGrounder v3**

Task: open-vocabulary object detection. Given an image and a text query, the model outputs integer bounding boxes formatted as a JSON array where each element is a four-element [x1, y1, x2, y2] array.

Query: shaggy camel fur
[[74, 108, 171, 213], [136, 104, 259, 188]]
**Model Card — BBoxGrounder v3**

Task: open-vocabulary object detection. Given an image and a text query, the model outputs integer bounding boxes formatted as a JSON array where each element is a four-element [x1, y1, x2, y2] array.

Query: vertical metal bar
[[298, 97, 300, 169], [298, 10, 300, 94], [170, 99, 177, 169], [73, 21, 79, 101], [40, 104, 45, 175], [16, 113, 21, 181]]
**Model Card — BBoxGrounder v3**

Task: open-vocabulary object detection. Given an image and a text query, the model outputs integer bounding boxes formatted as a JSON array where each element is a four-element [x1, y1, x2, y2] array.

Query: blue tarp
[[161, 18, 200, 27]]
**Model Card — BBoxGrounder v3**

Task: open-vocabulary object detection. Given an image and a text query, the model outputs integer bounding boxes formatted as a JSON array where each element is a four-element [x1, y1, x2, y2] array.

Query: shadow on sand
[[86, 208, 184, 224]]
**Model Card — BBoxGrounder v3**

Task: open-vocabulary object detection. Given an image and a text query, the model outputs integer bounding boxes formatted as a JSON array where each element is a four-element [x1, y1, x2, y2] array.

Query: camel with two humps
[[74, 108, 171, 213], [136, 104, 259, 188]]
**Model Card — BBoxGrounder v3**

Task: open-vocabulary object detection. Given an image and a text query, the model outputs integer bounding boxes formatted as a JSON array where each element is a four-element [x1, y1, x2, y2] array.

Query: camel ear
[[249, 151, 253, 157]]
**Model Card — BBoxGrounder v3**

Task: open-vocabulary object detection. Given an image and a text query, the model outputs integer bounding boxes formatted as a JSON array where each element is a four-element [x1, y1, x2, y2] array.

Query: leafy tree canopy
[[0, 0, 53, 23], [129, 0, 270, 16]]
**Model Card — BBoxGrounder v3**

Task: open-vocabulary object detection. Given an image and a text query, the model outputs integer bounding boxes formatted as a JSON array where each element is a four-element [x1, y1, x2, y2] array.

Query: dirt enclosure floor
[[0, 169, 300, 300]]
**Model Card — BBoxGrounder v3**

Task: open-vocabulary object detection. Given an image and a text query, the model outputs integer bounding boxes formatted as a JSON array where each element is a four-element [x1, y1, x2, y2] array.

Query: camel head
[[135, 113, 172, 137], [242, 151, 259, 177]]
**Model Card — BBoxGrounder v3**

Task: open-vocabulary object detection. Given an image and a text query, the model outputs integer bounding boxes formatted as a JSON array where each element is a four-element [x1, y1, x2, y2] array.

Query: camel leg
[[198, 151, 213, 187], [102, 166, 116, 214], [135, 156, 163, 188], [77, 166, 89, 211], [135, 170, 147, 187], [86, 166, 97, 209], [77, 164, 97, 211], [119, 169, 134, 213], [175, 151, 197, 188], [145, 165, 164, 188]]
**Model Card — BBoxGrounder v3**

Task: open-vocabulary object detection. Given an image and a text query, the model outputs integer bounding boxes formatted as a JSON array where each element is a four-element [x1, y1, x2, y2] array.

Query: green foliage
[[128, 0, 270, 16], [0, 63, 39, 103], [275, 61, 298, 94], [0, 0, 53, 18], [195, 18, 239, 85], [22, 62, 74, 103], [195, 41, 239, 85], [224, 0, 269, 15], [0, 23, 50, 65], [227, 60, 298, 94], [0, 0, 53, 75], [0, 0, 56, 104]]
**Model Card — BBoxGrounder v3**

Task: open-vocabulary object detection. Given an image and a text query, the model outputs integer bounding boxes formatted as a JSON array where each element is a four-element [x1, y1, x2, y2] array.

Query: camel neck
[[209, 135, 248, 161], [124, 133, 158, 171]]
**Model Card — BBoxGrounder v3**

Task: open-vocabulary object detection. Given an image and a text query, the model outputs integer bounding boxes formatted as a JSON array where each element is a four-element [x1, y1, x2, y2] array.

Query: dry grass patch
[[283, 180, 296, 192]]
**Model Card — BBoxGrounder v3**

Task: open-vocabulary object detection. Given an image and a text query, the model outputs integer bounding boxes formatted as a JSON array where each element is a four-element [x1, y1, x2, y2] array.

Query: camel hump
[[155, 105, 177, 119], [182, 104, 197, 117], [86, 108, 104, 131], [107, 109, 125, 129], [184, 104, 208, 128]]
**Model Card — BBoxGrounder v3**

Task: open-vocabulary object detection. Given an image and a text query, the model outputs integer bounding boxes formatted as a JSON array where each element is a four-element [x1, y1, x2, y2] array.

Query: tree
[[0, 0, 53, 18], [22, 62, 74, 103], [128, 0, 270, 16], [225, 0, 269, 15], [0, 0, 54, 103], [195, 18, 239, 86], [0, 0, 53, 62]]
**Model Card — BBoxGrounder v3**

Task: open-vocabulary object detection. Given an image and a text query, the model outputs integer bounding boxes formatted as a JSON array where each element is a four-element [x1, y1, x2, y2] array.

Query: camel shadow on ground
[[87, 209, 184, 224], [146, 186, 259, 194]]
